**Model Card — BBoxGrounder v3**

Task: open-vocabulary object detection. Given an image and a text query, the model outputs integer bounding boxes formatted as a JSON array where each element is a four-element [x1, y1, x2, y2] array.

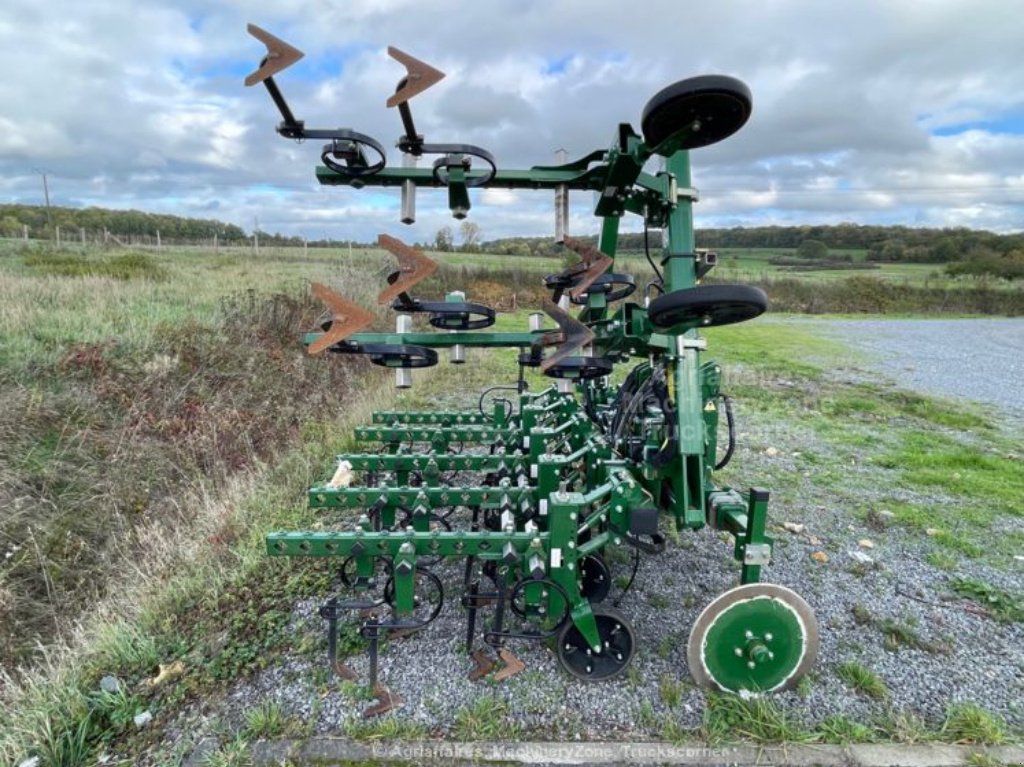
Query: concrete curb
[[184, 737, 1024, 766]]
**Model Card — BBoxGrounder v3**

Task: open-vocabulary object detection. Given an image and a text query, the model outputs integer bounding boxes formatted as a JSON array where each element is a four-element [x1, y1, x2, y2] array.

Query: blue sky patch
[[930, 113, 1024, 137]]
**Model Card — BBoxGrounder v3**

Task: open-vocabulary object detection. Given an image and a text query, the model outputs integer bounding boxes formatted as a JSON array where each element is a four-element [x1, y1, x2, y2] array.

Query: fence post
[[80, 227, 85, 246], [156, 230, 161, 249], [56, 225, 61, 247], [22, 224, 28, 241]]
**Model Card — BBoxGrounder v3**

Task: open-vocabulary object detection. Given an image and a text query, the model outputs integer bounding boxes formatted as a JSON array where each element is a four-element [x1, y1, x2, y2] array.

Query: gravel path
[[814, 317, 1024, 424]]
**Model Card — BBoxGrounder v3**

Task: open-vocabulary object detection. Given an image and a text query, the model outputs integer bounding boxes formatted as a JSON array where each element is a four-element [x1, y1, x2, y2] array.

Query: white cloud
[[1, 0, 1023, 240]]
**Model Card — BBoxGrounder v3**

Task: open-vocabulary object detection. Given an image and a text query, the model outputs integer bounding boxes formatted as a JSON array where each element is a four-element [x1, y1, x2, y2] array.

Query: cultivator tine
[[386, 47, 446, 108], [539, 301, 595, 373], [244, 24, 304, 86], [493, 648, 526, 681], [468, 648, 496, 681], [307, 283, 375, 355], [377, 234, 439, 304], [321, 598, 359, 681], [364, 685, 403, 718], [562, 236, 613, 300], [359, 619, 403, 717]]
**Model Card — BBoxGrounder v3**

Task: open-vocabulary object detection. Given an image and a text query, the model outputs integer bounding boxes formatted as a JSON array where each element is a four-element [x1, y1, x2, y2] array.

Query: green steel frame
[[247, 28, 817, 696]]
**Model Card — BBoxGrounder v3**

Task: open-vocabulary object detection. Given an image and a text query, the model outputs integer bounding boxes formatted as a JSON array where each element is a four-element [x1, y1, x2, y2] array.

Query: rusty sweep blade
[[377, 234, 438, 304], [540, 301, 595, 373], [245, 24, 305, 86], [308, 283, 375, 355], [385, 46, 446, 107], [563, 236, 613, 300]]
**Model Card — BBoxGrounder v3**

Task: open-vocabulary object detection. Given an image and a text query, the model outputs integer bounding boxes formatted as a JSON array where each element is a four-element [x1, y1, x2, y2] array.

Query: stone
[[99, 675, 121, 693], [925, 527, 942, 537], [858, 538, 875, 549], [811, 551, 829, 564], [850, 551, 874, 565], [783, 522, 806, 534], [133, 711, 153, 729], [765, 446, 780, 457]]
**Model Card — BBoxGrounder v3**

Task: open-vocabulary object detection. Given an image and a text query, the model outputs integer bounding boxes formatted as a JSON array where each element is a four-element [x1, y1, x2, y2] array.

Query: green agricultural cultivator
[[247, 25, 818, 716]]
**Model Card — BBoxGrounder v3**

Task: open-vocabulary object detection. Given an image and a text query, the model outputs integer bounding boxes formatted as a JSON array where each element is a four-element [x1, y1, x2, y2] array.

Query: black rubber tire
[[555, 606, 636, 681], [647, 284, 767, 329], [641, 75, 752, 151], [543, 357, 613, 381]]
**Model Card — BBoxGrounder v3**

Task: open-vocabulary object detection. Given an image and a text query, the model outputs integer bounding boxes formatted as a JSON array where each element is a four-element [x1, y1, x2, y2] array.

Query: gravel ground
[[152, 331, 1023, 759], [815, 317, 1024, 425]]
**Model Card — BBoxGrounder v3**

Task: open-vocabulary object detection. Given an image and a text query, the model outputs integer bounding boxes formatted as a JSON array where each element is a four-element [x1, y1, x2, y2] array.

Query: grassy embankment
[[0, 241, 1020, 765]]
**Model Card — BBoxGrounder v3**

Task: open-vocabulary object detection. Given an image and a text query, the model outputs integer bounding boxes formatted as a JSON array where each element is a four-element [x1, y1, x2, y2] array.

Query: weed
[[836, 661, 888, 699], [951, 578, 1023, 624], [877, 617, 949, 654], [851, 603, 873, 625], [635, 700, 658, 731], [660, 716, 691, 744], [701, 693, 815, 744], [451, 694, 520, 740], [941, 703, 1008, 745], [658, 674, 687, 708], [243, 701, 291, 739], [795, 676, 813, 698], [344, 715, 428, 741], [817, 714, 876, 744], [647, 593, 671, 610], [202, 734, 252, 767], [875, 707, 934, 744], [925, 551, 959, 572]]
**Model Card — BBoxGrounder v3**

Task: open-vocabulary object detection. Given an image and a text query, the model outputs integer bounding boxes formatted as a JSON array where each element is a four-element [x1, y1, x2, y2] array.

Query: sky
[[2, 0, 1023, 243]]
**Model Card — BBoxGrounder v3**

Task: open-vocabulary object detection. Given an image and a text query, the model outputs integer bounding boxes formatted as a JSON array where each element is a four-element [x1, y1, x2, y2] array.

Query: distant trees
[[796, 239, 828, 259], [0, 203, 247, 242], [946, 247, 1024, 280], [434, 226, 454, 252], [459, 221, 481, 252]]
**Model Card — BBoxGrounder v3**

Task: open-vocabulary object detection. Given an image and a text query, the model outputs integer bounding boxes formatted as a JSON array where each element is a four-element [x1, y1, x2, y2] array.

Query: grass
[[950, 579, 1024, 624], [817, 714, 877, 744], [451, 694, 521, 740], [836, 661, 888, 700], [941, 704, 1009, 745], [701, 693, 816, 744]]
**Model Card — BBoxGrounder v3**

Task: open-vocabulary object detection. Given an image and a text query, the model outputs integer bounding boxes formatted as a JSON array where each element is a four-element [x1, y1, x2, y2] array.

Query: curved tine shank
[[562, 236, 613, 300]]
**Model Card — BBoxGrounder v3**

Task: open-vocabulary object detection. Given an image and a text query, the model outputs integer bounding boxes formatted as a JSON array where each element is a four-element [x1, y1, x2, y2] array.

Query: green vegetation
[[702, 694, 815, 744], [950, 579, 1024, 624], [451, 695, 521, 740], [941, 703, 1010, 745], [836, 661, 888, 700], [817, 714, 876, 744]]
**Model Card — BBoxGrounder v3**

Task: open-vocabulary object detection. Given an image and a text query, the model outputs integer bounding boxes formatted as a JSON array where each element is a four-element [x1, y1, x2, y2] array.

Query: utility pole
[[34, 168, 52, 227]]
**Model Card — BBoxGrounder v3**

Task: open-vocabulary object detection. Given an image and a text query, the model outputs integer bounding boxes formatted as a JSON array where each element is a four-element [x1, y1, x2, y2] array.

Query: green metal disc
[[687, 583, 818, 694]]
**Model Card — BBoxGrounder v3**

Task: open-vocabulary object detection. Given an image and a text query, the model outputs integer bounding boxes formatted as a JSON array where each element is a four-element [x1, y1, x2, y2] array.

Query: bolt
[[764, 632, 773, 642], [749, 644, 771, 664], [734, 647, 743, 657], [744, 630, 753, 639], [747, 661, 756, 669]]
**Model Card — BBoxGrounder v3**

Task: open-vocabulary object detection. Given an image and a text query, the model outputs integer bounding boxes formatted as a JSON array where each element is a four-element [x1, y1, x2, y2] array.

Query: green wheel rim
[[687, 584, 818, 694]]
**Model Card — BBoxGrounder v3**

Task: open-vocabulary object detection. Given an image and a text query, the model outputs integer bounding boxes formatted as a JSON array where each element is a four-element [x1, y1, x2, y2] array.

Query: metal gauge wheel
[[687, 583, 818, 694]]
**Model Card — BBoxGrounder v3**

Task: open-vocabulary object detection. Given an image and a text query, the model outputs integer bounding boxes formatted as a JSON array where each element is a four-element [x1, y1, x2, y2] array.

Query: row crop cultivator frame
[[247, 25, 818, 717]]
